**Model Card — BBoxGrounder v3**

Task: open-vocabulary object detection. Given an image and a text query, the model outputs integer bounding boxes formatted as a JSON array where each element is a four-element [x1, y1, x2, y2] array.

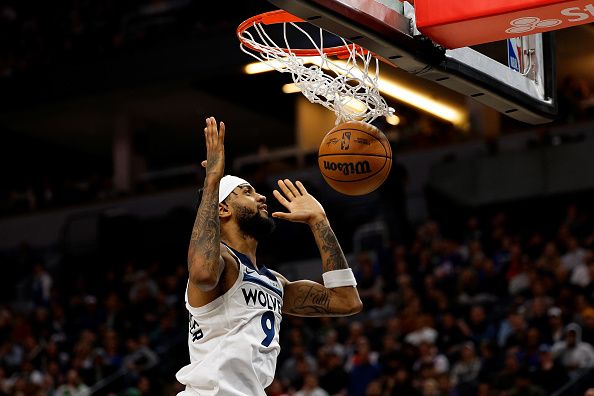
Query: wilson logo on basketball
[[323, 160, 371, 176]]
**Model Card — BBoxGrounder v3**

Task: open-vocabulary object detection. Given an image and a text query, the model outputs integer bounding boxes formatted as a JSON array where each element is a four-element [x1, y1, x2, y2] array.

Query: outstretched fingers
[[277, 179, 295, 200], [218, 121, 225, 144], [204, 117, 214, 148], [273, 189, 290, 208], [279, 179, 302, 199], [295, 180, 308, 195], [204, 117, 225, 149]]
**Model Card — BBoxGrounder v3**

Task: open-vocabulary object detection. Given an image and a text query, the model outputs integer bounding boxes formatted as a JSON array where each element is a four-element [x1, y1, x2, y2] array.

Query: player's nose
[[257, 193, 266, 203]]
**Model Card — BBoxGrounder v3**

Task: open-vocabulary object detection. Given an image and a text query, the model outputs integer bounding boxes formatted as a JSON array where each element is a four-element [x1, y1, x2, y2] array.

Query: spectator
[[344, 321, 365, 356], [319, 351, 349, 395], [436, 312, 466, 354], [31, 262, 52, 307], [279, 344, 318, 388], [536, 242, 561, 274], [552, 323, 594, 374], [498, 310, 526, 348], [318, 330, 346, 361], [365, 380, 383, 396], [123, 376, 154, 396], [421, 378, 440, 396], [355, 252, 383, 307], [404, 315, 438, 346], [413, 341, 449, 375], [54, 369, 90, 396], [348, 338, 381, 396], [561, 238, 587, 274], [524, 293, 552, 334], [547, 306, 565, 344], [378, 334, 404, 375], [266, 379, 289, 396], [95, 329, 123, 377], [493, 351, 521, 392], [295, 374, 328, 396], [476, 341, 499, 384], [450, 342, 481, 389], [507, 368, 545, 396], [436, 373, 458, 396], [123, 336, 159, 378], [387, 368, 420, 396], [466, 306, 496, 345], [522, 327, 543, 369], [533, 344, 569, 394]]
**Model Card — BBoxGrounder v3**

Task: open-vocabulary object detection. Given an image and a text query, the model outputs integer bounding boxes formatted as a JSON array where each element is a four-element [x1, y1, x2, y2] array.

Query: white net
[[239, 17, 394, 124]]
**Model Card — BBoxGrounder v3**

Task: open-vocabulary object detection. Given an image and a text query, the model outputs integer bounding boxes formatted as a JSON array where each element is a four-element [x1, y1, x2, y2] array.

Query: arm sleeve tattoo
[[188, 183, 222, 280], [312, 219, 349, 272]]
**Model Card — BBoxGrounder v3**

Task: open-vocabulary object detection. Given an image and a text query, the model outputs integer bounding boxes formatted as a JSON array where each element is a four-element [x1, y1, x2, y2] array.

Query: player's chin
[[259, 209, 269, 218]]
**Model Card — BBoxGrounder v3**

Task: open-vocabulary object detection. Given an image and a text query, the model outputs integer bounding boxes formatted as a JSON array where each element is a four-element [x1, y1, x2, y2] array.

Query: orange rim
[[237, 10, 368, 58]]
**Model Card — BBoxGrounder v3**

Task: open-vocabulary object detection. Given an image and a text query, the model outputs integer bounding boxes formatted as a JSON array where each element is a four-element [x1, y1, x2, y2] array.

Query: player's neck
[[221, 233, 259, 267]]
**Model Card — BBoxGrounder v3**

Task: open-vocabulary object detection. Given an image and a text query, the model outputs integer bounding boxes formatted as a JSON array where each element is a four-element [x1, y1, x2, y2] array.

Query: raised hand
[[202, 117, 225, 181], [272, 180, 326, 226]]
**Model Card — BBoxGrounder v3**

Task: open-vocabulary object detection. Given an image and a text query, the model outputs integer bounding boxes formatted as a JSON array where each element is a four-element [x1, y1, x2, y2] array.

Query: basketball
[[318, 121, 392, 196]]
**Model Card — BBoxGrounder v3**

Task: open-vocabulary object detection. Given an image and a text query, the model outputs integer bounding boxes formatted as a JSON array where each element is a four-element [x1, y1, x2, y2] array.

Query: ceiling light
[[244, 61, 278, 74], [264, 59, 467, 126], [282, 83, 301, 94], [244, 58, 322, 75], [386, 114, 400, 125], [340, 97, 367, 115], [377, 79, 466, 126], [332, 60, 466, 126]]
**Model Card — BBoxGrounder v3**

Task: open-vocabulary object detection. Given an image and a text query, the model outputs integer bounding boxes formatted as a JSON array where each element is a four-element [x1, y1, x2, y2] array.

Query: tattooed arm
[[188, 117, 226, 292], [271, 179, 363, 316]]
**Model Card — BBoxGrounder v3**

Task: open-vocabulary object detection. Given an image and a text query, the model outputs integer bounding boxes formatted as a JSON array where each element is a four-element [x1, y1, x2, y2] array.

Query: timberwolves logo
[[341, 132, 351, 150]]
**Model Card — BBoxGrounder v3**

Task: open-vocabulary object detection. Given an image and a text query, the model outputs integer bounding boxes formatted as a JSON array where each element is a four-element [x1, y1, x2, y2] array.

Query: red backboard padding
[[415, 0, 594, 48]]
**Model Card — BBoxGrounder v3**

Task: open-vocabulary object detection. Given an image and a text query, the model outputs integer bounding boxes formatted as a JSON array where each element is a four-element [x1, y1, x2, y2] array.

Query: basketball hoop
[[237, 10, 394, 124]]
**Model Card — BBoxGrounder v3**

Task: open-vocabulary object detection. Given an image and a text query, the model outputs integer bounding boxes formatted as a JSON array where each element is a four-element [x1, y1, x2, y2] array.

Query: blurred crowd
[[0, 257, 189, 395], [268, 204, 594, 396], [2, 201, 594, 395]]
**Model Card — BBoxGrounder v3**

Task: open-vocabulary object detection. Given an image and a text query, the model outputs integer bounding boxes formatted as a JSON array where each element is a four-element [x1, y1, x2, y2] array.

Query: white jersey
[[176, 245, 284, 395]]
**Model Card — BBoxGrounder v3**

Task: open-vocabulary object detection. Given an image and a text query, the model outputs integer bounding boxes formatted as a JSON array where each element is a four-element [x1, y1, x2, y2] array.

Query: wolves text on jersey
[[241, 287, 282, 314]]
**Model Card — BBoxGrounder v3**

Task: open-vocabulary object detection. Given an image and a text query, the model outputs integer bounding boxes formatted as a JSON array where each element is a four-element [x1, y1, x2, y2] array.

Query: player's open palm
[[272, 179, 326, 225], [201, 117, 226, 180]]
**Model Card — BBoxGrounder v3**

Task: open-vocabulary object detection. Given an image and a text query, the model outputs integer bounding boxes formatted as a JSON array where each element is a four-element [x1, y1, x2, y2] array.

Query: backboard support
[[267, 0, 557, 124]]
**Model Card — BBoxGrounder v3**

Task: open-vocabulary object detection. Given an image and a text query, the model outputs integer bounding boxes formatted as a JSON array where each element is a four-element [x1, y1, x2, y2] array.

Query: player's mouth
[[259, 205, 268, 214]]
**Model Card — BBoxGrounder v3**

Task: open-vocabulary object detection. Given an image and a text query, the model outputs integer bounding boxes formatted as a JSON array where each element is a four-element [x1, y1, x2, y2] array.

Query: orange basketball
[[318, 121, 392, 196]]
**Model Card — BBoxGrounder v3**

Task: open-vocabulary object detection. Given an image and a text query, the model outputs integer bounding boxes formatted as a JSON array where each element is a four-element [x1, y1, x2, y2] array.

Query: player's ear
[[219, 202, 232, 219]]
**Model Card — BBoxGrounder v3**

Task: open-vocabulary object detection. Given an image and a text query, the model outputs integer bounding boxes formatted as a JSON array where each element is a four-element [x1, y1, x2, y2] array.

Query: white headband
[[218, 175, 251, 203]]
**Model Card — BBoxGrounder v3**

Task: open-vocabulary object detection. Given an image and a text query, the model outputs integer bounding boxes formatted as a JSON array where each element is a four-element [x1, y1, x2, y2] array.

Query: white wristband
[[322, 269, 357, 288]]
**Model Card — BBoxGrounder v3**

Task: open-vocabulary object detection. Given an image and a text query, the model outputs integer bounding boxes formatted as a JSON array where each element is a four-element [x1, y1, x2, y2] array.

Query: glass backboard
[[267, 0, 557, 124]]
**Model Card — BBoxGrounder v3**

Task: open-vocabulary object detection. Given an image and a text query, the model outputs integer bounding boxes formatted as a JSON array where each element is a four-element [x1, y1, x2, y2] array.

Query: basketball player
[[176, 117, 362, 395]]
